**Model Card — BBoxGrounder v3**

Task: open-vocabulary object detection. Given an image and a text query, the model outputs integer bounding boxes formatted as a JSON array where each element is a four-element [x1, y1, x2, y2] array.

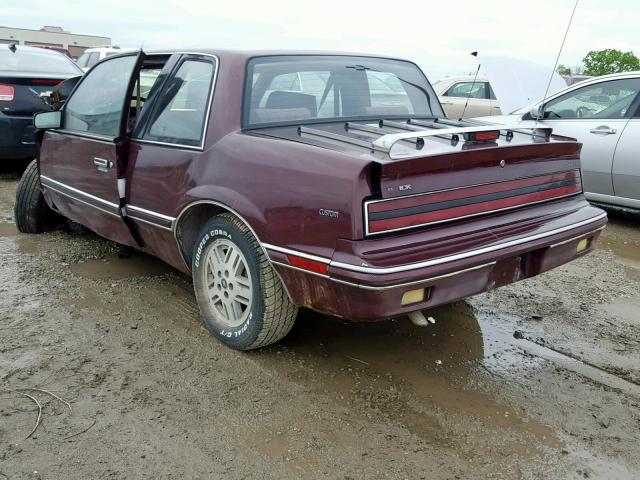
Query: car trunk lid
[[0, 75, 64, 116], [252, 118, 583, 237]]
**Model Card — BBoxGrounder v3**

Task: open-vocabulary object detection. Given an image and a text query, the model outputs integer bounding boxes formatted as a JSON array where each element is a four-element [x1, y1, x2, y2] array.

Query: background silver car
[[476, 71, 640, 211]]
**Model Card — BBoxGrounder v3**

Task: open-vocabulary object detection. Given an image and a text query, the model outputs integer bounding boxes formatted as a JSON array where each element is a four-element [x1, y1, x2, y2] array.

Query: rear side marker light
[[287, 255, 329, 275], [0, 85, 14, 102]]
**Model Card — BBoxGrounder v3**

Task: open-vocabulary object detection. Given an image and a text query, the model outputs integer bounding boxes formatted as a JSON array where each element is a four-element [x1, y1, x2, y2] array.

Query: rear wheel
[[192, 214, 298, 350], [14, 159, 61, 233]]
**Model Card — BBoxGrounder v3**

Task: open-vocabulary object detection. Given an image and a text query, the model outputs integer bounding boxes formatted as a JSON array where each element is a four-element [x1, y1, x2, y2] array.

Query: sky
[[3, 0, 639, 81]]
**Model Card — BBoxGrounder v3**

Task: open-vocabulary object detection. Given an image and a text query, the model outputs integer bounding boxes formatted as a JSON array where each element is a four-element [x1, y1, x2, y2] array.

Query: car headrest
[[266, 91, 318, 117], [362, 105, 410, 116], [250, 108, 313, 124]]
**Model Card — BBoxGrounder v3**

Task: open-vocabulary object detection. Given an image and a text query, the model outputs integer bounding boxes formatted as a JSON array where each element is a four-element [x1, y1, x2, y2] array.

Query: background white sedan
[[475, 71, 640, 211], [433, 76, 502, 118]]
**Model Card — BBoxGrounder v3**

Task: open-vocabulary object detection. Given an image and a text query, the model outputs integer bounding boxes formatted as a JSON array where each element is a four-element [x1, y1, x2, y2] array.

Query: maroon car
[[15, 49, 607, 350]]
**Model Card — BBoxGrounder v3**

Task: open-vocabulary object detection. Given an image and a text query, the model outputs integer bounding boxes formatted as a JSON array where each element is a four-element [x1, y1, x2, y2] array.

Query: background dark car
[[0, 44, 83, 160]]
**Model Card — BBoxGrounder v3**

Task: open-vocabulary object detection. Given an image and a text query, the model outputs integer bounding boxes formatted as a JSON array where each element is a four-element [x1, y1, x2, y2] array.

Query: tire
[[192, 213, 298, 350], [14, 159, 61, 233]]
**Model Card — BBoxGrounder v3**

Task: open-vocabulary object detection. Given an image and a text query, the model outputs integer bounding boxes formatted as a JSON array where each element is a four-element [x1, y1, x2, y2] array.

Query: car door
[[123, 54, 217, 266], [39, 51, 145, 246], [611, 105, 640, 207], [440, 81, 492, 118], [488, 83, 502, 115], [536, 78, 640, 197]]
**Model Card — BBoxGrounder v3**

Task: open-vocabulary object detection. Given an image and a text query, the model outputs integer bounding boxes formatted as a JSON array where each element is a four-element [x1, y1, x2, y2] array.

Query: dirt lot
[[1, 162, 639, 479]]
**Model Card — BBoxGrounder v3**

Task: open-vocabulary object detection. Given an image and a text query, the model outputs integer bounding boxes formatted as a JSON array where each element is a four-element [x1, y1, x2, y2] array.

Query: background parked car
[[474, 71, 640, 211], [433, 76, 502, 118], [75, 46, 135, 71], [30, 44, 74, 59], [0, 44, 83, 161]]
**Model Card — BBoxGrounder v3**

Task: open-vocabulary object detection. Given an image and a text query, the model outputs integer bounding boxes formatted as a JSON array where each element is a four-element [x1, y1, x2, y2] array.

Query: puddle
[[69, 253, 175, 280], [264, 303, 563, 453], [599, 219, 640, 275], [0, 223, 17, 237], [517, 336, 640, 396]]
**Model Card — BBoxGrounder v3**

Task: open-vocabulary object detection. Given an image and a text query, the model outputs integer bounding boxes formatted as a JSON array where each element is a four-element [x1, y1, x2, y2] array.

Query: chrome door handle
[[93, 157, 112, 171], [589, 127, 617, 135]]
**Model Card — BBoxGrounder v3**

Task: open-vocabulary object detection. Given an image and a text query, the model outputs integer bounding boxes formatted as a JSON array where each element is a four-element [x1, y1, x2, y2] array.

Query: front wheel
[[192, 214, 298, 350], [14, 159, 62, 233]]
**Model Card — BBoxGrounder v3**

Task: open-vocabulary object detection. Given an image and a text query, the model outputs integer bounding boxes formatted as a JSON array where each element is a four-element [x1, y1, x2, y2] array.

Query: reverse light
[[401, 288, 426, 306], [576, 238, 589, 253], [287, 255, 329, 275], [0, 85, 14, 102]]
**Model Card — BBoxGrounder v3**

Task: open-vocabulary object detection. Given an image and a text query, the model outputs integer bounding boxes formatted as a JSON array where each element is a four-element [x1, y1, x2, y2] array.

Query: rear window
[[0, 47, 81, 75], [243, 55, 443, 128]]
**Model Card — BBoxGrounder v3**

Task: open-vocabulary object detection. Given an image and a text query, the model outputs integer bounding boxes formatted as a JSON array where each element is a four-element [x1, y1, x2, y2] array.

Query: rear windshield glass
[[243, 55, 443, 128], [0, 47, 81, 75]]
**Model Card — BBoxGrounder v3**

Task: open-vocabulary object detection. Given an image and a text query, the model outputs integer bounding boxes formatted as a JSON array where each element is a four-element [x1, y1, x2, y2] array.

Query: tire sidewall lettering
[[193, 229, 231, 268]]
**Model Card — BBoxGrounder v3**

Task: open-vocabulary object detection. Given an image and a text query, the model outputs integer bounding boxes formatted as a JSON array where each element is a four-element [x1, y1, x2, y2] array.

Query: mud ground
[[1, 161, 639, 479]]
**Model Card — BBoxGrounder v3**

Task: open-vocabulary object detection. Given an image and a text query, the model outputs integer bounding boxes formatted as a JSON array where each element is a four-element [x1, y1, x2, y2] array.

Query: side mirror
[[529, 103, 543, 120], [34, 111, 62, 130]]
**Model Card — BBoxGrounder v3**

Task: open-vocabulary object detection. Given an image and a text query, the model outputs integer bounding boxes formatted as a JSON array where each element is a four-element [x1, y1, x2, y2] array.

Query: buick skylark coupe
[[15, 49, 607, 349]]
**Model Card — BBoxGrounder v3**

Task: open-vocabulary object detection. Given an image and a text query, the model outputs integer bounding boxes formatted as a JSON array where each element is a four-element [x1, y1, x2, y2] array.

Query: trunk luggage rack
[[298, 119, 553, 160]]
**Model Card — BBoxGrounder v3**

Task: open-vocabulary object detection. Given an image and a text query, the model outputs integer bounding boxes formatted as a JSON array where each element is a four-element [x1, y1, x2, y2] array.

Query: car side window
[[444, 82, 486, 99], [544, 79, 640, 120], [64, 55, 137, 138], [142, 59, 214, 147], [76, 52, 90, 68]]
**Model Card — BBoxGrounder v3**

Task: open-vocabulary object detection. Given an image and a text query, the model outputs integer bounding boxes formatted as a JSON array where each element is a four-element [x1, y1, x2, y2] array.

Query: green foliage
[[556, 64, 571, 76], [582, 49, 640, 76]]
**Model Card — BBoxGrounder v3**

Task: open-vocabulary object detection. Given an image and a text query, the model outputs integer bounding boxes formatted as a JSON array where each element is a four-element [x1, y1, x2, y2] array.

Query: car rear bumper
[[0, 114, 36, 159], [267, 197, 607, 321]]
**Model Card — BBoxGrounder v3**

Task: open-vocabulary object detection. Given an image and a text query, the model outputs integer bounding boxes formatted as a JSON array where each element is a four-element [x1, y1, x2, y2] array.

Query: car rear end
[[266, 121, 606, 321], [0, 45, 82, 160]]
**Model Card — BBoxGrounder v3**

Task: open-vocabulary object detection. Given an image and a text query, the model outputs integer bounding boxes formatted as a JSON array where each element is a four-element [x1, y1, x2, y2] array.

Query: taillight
[[365, 170, 582, 235], [0, 85, 14, 102]]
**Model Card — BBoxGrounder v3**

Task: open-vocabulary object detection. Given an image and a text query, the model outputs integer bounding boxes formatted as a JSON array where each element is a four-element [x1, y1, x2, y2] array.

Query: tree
[[582, 49, 640, 76], [556, 64, 571, 76]]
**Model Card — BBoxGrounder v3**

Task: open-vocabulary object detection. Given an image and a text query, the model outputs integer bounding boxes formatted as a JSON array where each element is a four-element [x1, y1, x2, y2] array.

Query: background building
[[0, 25, 110, 58]]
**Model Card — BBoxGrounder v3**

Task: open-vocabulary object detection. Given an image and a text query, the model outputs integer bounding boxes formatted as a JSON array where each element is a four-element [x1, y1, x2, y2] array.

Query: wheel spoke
[[231, 300, 243, 319], [231, 252, 243, 274], [207, 255, 215, 273], [234, 283, 251, 304], [223, 245, 233, 265]]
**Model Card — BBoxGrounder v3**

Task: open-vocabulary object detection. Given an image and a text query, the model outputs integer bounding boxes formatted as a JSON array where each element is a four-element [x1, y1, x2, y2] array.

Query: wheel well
[[175, 203, 228, 268]]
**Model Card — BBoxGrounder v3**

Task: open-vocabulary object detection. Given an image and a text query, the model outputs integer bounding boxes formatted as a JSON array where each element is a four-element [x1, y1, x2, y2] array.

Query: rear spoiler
[[299, 119, 553, 160]]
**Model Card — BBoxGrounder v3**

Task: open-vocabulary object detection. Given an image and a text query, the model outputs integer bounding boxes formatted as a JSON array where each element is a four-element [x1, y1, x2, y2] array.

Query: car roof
[[83, 46, 135, 53], [1, 43, 84, 76], [434, 75, 489, 83], [140, 48, 413, 63]]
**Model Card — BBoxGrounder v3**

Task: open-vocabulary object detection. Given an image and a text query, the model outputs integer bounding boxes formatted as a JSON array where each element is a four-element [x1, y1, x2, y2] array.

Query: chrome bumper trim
[[271, 260, 497, 291], [264, 212, 607, 276], [332, 212, 607, 274]]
